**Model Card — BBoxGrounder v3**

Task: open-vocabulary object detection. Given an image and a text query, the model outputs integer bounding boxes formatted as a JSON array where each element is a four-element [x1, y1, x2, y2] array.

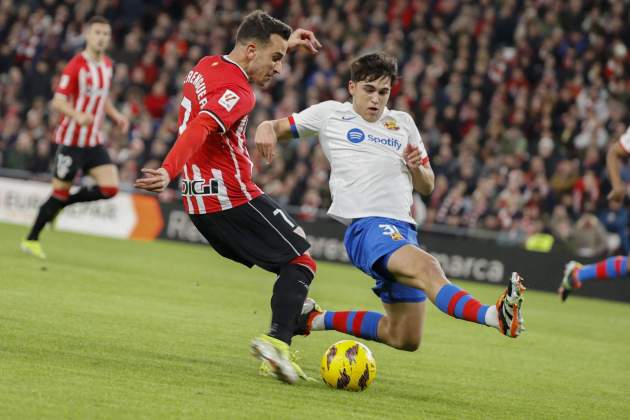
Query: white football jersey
[[619, 126, 630, 154], [290, 101, 429, 225]]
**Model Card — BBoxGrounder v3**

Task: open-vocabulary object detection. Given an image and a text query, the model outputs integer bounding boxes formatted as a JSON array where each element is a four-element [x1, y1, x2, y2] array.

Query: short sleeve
[[290, 100, 342, 138], [619, 126, 630, 155], [55, 57, 81, 97], [406, 113, 430, 166], [200, 84, 254, 133]]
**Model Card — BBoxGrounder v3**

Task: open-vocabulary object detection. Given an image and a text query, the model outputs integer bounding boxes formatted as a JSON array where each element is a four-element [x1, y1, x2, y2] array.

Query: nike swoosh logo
[[342, 116, 356, 120]]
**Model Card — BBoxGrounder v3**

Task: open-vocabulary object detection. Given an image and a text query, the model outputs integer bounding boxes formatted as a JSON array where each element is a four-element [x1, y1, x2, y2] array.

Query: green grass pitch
[[1, 222, 629, 419]]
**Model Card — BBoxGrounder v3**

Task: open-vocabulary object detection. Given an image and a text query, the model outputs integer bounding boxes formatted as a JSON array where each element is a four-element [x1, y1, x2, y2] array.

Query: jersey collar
[[81, 51, 105, 65], [222, 55, 249, 80]]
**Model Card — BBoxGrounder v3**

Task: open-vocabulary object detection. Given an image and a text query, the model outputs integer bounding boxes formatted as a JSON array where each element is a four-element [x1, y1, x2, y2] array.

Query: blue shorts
[[344, 217, 427, 304]]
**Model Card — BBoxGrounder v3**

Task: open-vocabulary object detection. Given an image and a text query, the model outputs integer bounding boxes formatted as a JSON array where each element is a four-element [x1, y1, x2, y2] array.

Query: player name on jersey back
[[177, 55, 262, 215]]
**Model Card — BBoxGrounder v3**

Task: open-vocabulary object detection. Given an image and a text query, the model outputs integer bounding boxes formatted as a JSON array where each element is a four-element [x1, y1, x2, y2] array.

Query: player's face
[[349, 77, 392, 122], [85, 23, 111, 54], [247, 34, 288, 87]]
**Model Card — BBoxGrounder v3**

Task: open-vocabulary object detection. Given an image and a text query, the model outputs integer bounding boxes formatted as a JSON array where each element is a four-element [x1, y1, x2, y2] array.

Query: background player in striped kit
[[21, 15, 129, 259], [134, 11, 321, 384], [559, 126, 630, 301]]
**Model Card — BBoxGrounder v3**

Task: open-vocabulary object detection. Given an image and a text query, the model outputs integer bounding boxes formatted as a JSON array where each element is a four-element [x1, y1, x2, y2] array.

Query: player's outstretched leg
[[387, 245, 526, 338], [298, 304, 385, 342], [297, 250, 526, 345], [559, 256, 628, 301], [21, 188, 71, 258], [252, 254, 316, 384]]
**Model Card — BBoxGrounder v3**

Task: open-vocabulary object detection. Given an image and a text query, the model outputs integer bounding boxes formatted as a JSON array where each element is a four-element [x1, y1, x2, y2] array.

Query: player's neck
[[225, 51, 250, 79], [84, 48, 104, 63]]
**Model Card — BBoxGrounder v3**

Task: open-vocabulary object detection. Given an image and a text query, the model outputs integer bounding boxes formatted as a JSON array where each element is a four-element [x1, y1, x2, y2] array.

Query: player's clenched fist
[[403, 144, 422, 169]]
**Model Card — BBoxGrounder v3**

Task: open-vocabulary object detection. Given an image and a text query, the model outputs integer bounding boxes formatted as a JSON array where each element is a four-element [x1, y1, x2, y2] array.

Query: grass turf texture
[[1, 222, 629, 419]]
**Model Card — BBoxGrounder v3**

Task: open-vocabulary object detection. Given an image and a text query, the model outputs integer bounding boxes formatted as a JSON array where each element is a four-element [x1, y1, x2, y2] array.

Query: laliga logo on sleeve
[[346, 128, 365, 143], [218, 89, 240, 112]]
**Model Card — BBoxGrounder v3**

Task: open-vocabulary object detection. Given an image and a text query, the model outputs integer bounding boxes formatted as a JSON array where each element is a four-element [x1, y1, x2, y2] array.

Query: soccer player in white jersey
[[255, 53, 526, 351], [21, 16, 129, 259], [559, 125, 630, 301]]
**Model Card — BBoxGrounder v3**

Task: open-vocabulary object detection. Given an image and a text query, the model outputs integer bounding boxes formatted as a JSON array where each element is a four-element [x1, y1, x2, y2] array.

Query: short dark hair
[[86, 15, 110, 26], [350, 53, 398, 84], [235, 10, 292, 44]]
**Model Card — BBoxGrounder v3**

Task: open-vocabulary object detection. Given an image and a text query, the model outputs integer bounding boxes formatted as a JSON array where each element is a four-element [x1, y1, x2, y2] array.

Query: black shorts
[[53, 144, 112, 181], [189, 194, 311, 274]]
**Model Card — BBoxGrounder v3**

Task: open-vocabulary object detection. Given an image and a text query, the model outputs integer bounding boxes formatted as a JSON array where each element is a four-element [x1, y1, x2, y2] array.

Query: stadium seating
[[1, 0, 629, 253]]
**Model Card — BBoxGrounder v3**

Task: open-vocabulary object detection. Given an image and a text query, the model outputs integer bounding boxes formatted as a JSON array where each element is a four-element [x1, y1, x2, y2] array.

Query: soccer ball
[[320, 340, 376, 391]]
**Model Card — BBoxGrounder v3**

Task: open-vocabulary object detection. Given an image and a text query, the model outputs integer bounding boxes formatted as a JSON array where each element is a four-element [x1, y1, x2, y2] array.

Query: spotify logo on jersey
[[346, 128, 365, 143]]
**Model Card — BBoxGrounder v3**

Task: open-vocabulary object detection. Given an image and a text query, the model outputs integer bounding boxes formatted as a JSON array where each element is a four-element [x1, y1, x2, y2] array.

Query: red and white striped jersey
[[177, 55, 263, 214], [54, 52, 113, 147]]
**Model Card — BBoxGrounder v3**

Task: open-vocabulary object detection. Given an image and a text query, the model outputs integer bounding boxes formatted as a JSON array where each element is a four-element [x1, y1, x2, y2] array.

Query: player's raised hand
[[288, 28, 321, 54], [403, 144, 422, 169], [255, 121, 278, 164], [134, 168, 170, 193]]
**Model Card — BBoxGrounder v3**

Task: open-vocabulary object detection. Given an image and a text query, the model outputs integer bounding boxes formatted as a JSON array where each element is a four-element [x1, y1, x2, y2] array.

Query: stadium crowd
[[1, 0, 629, 254]]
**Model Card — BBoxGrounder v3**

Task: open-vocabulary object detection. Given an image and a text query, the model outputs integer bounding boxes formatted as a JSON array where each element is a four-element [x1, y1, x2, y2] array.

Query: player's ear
[[245, 42, 257, 60], [348, 80, 356, 96]]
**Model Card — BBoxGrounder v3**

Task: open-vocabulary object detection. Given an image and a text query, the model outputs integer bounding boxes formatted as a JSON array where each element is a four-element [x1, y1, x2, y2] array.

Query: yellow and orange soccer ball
[[320, 340, 376, 391]]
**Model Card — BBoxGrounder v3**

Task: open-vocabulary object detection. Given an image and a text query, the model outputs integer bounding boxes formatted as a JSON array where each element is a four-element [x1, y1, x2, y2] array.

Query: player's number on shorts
[[178, 96, 192, 135], [273, 208, 295, 228], [379, 224, 401, 236], [56, 154, 73, 179]]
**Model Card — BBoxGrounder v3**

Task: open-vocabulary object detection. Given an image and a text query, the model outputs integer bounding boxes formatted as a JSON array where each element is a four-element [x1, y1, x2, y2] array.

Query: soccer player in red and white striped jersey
[[21, 16, 129, 259], [135, 11, 321, 384], [54, 43, 113, 148]]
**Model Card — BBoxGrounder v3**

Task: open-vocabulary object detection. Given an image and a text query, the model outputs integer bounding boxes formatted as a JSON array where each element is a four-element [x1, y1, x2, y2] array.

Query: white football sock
[[485, 305, 499, 329], [310, 312, 325, 331]]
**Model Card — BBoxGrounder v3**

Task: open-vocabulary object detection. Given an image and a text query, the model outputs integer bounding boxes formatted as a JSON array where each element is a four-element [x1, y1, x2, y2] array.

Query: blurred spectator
[[0, 0, 629, 247], [568, 213, 608, 258]]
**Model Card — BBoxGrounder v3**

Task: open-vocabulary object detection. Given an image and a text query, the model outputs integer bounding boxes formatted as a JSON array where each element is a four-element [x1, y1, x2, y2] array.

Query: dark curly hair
[[350, 52, 398, 84]]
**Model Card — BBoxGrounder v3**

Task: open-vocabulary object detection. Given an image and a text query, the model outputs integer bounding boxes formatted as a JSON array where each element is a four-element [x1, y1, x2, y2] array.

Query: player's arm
[[105, 99, 129, 133], [404, 144, 434, 195], [134, 112, 221, 193], [51, 93, 93, 126], [606, 138, 629, 203], [255, 118, 293, 164], [255, 101, 338, 164], [404, 115, 434, 195], [136, 83, 252, 193]]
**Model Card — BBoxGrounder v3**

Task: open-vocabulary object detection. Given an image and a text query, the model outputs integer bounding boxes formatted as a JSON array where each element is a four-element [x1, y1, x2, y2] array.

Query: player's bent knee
[[99, 186, 119, 198], [289, 253, 317, 275], [389, 336, 421, 352], [399, 340, 421, 352], [381, 319, 422, 351]]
